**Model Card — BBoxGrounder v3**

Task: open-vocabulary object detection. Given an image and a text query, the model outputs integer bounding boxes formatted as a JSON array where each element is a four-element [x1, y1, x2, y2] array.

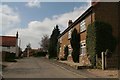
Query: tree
[[48, 25, 60, 59], [27, 43, 31, 50], [70, 28, 80, 63], [57, 41, 60, 60], [40, 35, 49, 52]]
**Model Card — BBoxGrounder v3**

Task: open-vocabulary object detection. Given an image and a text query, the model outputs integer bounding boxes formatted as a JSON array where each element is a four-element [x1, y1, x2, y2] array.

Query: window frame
[[80, 20, 86, 32]]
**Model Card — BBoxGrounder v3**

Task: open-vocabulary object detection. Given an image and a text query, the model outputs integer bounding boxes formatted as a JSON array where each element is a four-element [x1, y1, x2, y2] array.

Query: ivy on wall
[[86, 21, 116, 67]]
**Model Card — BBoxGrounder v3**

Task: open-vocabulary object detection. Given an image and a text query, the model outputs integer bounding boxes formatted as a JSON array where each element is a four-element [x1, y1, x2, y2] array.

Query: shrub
[[70, 28, 80, 63], [5, 52, 17, 62], [86, 22, 96, 67], [63, 45, 69, 60]]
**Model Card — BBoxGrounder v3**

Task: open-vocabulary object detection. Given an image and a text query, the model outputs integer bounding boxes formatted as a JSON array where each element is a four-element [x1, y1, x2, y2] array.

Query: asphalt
[[2, 57, 86, 78], [2, 57, 118, 79]]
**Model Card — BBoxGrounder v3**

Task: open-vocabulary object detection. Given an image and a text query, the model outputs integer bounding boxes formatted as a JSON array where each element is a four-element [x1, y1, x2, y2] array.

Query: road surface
[[3, 57, 86, 78]]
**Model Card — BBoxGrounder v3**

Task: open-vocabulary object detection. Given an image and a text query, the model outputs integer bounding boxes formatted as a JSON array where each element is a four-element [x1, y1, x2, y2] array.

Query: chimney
[[68, 20, 72, 27], [91, 0, 100, 6]]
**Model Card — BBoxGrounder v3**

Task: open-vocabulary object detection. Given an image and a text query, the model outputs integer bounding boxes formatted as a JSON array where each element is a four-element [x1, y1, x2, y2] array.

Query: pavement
[[58, 60, 119, 78]]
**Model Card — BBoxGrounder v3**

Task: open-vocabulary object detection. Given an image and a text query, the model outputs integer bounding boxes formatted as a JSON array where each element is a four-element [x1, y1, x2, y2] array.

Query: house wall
[[59, 12, 95, 62], [94, 2, 119, 68], [94, 2, 119, 39], [59, 32, 69, 59], [0, 46, 16, 53], [0, 46, 16, 61]]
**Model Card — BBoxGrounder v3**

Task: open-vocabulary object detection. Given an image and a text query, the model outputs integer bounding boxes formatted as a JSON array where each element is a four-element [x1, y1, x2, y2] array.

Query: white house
[[0, 32, 19, 59]]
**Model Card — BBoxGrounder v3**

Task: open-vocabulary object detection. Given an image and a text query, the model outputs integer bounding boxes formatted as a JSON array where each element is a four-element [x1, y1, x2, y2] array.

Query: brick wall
[[94, 2, 119, 69]]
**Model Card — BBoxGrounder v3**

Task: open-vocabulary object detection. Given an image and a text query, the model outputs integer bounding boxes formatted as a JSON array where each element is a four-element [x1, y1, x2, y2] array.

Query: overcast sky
[[0, 1, 91, 50]]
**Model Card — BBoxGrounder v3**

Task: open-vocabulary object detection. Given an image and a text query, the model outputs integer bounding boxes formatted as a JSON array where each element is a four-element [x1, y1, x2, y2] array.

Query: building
[[0, 32, 19, 61], [58, 2, 119, 68]]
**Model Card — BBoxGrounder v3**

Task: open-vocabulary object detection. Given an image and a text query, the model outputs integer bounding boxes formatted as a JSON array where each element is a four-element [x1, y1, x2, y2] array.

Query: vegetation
[[64, 45, 69, 60], [70, 28, 80, 63], [5, 52, 17, 62], [86, 21, 116, 67], [33, 51, 47, 57], [86, 22, 96, 67], [48, 25, 60, 59], [57, 42, 60, 60], [39, 35, 49, 52]]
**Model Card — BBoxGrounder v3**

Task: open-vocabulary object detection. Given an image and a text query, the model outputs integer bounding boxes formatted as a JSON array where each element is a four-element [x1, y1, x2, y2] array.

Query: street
[[3, 57, 86, 78]]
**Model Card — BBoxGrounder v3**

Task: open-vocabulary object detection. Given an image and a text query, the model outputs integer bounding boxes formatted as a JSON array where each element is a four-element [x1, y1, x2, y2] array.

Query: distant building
[[23, 48, 43, 57], [58, 2, 119, 68], [0, 32, 19, 60]]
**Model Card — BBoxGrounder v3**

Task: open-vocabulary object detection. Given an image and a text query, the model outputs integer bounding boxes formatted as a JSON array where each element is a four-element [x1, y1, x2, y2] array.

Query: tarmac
[[1, 57, 119, 78]]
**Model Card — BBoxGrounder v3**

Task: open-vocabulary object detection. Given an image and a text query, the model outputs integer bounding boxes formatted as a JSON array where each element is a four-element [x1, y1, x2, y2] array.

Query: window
[[68, 44, 72, 56], [60, 47, 62, 53], [80, 20, 86, 32], [80, 40, 86, 55], [68, 29, 71, 39]]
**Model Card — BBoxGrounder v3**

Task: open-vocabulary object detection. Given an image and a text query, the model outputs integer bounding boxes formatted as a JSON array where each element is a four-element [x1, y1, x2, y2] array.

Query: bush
[[64, 45, 69, 60], [5, 52, 17, 62]]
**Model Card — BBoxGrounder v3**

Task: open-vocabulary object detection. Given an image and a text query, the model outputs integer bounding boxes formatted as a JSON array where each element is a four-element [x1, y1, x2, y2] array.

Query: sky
[[0, 1, 91, 50]]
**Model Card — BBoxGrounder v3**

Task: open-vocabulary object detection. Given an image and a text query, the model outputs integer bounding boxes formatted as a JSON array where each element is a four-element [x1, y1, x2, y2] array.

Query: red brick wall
[[94, 2, 119, 68], [59, 12, 95, 62]]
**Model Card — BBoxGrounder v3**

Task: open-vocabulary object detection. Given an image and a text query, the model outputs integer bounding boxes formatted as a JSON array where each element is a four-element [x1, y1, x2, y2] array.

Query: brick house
[[58, 2, 119, 68], [0, 32, 19, 61]]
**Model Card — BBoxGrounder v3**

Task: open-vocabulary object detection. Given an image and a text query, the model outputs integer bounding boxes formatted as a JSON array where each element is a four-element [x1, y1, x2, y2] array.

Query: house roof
[[58, 6, 93, 39], [0, 36, 17, 47]]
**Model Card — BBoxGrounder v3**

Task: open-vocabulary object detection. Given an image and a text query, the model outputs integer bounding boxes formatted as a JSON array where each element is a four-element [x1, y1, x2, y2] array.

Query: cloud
[[26, 0, 40, 8], [5, 3, 90, 50], [0, 4, 20, 34]]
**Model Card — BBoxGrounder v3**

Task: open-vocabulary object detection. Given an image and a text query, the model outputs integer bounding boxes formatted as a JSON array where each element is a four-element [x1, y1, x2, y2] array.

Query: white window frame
[[80, 40, 86, 56], [68, 29, 72, 39], [60, 47, 62, 53], [80, 20, 86, 32], [68, 44, 72, 56]]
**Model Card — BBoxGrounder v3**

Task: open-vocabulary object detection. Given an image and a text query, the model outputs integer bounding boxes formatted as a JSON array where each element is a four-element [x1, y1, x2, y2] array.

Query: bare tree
[[40, 35, 49, 52]]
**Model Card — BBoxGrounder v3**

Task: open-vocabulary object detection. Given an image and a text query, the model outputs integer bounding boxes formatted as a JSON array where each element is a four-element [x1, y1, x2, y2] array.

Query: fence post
[[105, 51, 107, 69], [102, 52, 105, 70]]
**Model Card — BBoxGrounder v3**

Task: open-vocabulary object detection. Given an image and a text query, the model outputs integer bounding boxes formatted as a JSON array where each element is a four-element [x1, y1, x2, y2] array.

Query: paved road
[[3, 57, 86, 78]]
